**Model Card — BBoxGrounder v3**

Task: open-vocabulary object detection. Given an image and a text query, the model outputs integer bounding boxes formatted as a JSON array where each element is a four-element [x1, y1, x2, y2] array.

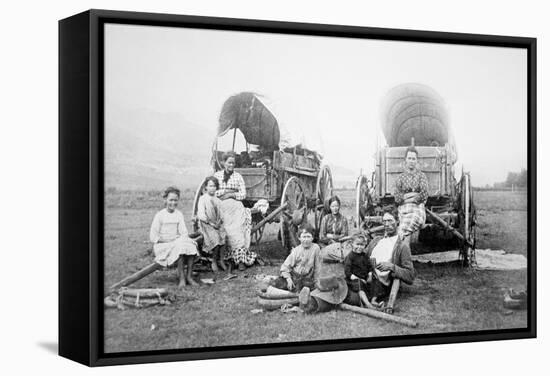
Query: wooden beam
[[109, 262, 162, 292], [385, 279, 400, 314], [426, 208, 474, 248], [251, 202, 288, 234], [339, 303, 418, 328]]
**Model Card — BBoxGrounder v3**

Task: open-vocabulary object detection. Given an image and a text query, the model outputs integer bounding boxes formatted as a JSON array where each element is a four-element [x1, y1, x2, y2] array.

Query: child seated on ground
[[270, 224, 321, 292], [149, 186, 199, 289], [343, 234, 372, 306], [196, 176, 226, 272]]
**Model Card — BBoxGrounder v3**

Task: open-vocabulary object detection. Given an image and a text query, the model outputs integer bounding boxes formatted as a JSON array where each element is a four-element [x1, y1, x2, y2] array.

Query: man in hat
[[298, 275, 348, 313], [270, 224, 321, 292], [344, 211, 416, 306]]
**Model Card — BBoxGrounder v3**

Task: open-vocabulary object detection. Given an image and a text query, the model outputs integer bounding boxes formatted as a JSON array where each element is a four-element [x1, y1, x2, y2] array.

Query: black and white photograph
[[100, 19, 531, 354]]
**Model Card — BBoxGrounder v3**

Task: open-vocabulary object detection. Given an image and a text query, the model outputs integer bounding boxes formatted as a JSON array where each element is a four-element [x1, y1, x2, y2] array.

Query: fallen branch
[[339, 303, 418, 328], [117, 287, 168, 298], [257, 297, 299, 311], [257, 286, 298, 300], [109, 262, 162, 292]]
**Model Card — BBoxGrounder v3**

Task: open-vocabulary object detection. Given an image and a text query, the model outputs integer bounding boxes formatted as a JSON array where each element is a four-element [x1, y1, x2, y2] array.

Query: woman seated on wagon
[[214, 152, 257, 273], [318, 195, 350, 263], [394, 146, 429, 240]]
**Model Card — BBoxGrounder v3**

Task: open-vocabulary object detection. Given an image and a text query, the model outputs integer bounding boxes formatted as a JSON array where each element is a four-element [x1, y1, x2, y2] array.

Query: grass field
[[103, 189, 528, 353]]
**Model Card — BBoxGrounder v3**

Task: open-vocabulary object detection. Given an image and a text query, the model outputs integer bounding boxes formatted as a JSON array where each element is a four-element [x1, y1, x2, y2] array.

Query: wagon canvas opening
[[103, 22, 529, 354]]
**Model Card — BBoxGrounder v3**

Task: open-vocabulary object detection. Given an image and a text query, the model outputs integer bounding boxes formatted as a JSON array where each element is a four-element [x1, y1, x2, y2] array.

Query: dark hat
[[310, 276, 348, 305]]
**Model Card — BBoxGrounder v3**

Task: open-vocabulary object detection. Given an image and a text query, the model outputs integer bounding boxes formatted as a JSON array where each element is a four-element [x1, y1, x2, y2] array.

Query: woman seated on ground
[[318, 195, 350, 263], [214, 152, 257, 274], [196, 176, 226, 272], [149, 186, 199, 289], [270, 224, 321, 293], [394, 146, 429, 240]]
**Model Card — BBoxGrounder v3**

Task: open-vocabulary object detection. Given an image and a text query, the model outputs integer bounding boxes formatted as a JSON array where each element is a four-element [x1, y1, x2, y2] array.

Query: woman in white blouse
[[149, 186, 199, 288]]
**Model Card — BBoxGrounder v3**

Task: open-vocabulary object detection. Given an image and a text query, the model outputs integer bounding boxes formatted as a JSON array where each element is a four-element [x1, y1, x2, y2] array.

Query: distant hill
[[104, 105, 366, 192], [105, 106, 214, 190]]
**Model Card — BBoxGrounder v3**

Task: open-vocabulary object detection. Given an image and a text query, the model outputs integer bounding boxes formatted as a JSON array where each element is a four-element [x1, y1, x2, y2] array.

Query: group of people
[[270, 145, 427, 312], [149, 152, 257, 288], [147, 145, 428, 309], [271, 210, 416, 312]]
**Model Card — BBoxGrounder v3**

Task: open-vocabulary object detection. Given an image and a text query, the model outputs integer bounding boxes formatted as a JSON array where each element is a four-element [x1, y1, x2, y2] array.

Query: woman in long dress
[[318, 195, 350, 263], [150, 186, 199, 288], [214, 152, 257, 272], [394, 146, 429, 239]]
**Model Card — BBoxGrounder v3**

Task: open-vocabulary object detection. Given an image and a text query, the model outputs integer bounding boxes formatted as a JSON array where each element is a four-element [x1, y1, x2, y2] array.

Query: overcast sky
[[105, 23, 527, 186]]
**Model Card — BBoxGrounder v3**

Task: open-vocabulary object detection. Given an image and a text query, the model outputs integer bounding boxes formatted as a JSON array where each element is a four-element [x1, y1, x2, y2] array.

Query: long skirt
[[319, 241, 352, 263], [219, 199, 257, 265], [153, 237, 198, 267], [198, 222, 225, 254], [397, 202, 426, 238]]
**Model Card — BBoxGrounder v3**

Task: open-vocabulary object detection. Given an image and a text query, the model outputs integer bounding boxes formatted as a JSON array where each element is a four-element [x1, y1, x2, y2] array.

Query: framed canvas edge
[[58, 8, 537, 367]]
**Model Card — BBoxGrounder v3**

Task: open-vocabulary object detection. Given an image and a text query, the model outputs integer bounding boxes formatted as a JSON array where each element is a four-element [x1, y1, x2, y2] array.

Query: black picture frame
[[59, 9, 537, 367]]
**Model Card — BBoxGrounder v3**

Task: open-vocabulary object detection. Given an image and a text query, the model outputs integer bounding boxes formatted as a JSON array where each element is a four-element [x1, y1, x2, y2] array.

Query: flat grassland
[[104, 190, 528, 353]]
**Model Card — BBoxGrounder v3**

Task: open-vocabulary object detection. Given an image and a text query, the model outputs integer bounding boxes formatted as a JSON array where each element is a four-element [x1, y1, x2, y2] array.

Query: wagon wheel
[[280, 177, 308, 252], [191, 180, 207, 233], [459, 172, 476, 266], [315, 165, 334, 236], [355, 175, 369, 230]]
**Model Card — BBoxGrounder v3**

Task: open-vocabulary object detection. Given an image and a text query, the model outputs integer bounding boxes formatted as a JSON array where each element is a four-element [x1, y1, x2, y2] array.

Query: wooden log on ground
[[109, 262, 162, 292], [385, 279, 401, 314], [339, 303, 418, 328], [257, 297, 299, 310], [257, 286, 299, 300], [117, 287, 169, 298]]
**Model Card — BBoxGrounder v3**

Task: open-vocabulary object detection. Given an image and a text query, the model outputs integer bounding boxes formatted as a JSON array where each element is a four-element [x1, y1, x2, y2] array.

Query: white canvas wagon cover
[[381, 83, 455, 149]]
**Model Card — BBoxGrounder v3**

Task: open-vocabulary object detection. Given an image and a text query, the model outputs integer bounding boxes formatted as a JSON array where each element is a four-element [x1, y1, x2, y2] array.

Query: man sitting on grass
[[270, 224, 321, 292], [344, 211, 416, 307]]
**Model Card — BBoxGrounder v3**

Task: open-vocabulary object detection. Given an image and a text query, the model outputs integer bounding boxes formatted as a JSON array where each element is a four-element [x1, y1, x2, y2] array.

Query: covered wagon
[[356, 83, 476, 265], [193, 92, 333, 251]]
